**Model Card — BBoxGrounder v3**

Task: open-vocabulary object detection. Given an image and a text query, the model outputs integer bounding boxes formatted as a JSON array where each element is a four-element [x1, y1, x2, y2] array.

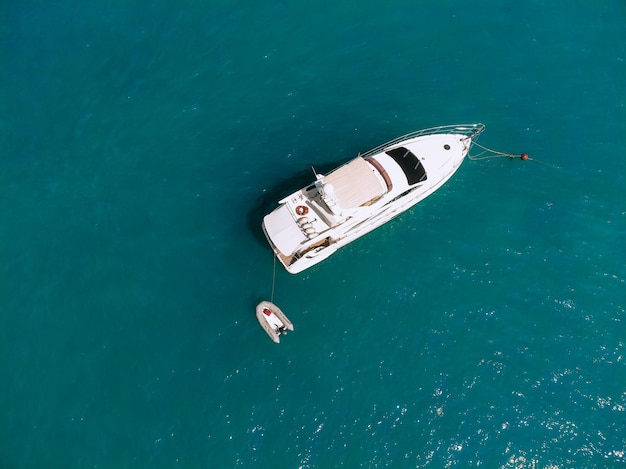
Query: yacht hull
[[262, 124, 485, 274]]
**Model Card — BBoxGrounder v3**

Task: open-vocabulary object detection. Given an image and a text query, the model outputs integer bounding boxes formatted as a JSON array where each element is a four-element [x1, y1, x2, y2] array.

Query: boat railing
[[359, 123, 485, 159]]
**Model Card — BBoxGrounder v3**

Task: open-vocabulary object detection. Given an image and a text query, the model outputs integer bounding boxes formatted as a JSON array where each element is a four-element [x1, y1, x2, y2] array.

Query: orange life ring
[[296, 205, 309, 216]]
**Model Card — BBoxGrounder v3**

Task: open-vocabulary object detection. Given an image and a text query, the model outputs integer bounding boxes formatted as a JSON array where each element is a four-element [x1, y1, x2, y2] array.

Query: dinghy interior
[[256, 301, 294, 343]]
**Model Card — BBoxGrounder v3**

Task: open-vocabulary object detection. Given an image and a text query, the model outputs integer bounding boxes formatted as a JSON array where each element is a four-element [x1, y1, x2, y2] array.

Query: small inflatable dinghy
[[256, 301, 294, 343]]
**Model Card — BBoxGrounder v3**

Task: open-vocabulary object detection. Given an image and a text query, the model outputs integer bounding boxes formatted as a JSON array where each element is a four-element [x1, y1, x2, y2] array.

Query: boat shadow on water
[[246, 159, 346, 248]]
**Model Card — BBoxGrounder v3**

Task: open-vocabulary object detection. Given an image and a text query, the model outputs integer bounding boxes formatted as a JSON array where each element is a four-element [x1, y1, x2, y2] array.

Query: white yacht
[[262, 124, 485, 274]]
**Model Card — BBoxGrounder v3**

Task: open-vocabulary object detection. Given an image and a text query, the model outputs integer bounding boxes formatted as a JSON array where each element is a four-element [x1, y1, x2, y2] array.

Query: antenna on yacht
[[312, 166, 325, 181]]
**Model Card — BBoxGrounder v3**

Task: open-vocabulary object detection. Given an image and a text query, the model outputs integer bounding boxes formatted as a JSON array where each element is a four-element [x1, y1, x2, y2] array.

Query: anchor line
[[469, 141, 559, 168], [469, 141, 519, 160], [270, 253, 277, 303]]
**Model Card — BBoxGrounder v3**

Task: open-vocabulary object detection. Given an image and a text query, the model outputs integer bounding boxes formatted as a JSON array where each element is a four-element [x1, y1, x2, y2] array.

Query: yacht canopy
[[325, 157, 386, 208], [264, 205, 306, 255]]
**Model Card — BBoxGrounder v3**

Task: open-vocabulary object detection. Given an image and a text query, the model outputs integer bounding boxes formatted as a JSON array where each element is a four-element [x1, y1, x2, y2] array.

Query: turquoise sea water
[[2, 1, 626, 467]]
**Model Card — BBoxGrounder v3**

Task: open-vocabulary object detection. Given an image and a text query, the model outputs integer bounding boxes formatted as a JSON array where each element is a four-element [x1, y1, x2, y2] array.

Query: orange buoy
[[520, 153, 529, 161], [296, 205, 309, 216]]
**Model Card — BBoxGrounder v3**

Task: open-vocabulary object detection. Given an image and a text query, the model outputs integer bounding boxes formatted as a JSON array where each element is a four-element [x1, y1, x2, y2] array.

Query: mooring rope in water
[[469, 141, 559, 169], [469, 141, 524, 160], [270, 253, 277, 303]]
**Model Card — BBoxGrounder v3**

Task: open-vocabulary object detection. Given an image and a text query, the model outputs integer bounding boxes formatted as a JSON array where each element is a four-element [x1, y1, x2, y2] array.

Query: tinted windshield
[[385, 147, 427, 185]]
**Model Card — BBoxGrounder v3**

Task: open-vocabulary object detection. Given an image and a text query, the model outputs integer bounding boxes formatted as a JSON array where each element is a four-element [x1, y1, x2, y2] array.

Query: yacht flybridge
[[262, 124, 485, 274]]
